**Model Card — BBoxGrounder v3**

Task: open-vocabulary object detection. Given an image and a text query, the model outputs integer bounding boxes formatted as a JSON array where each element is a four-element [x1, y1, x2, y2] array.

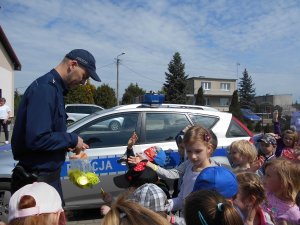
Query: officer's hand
[[72, 137, 89, 155]]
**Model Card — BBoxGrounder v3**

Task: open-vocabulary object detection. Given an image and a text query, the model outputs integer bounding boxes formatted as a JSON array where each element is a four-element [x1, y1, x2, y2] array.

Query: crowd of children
[[3, 112, 300, 225]]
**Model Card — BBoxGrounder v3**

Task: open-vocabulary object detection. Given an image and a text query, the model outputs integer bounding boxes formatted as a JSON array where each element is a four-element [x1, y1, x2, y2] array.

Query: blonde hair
[[183, 125, 213, 150], [102, 194, 169, 225], [264, 159, 300, 202], [283, 129, 298, 147], [229, 140, 257, 163], [236, 172, 266, 206]]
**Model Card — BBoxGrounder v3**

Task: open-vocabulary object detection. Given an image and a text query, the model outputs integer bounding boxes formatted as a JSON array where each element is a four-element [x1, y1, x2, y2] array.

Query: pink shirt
[[281, 147, 297, 161], [263, 192, 300, 225], [256, 207, 274, 225]]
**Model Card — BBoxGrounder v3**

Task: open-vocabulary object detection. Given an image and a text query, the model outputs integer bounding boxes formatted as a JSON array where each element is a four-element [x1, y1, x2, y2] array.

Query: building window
[[201, 82, 211, 90], [220, 83, 230, 91], [220, 98, 229, 106], [204, 97, 210, 106]]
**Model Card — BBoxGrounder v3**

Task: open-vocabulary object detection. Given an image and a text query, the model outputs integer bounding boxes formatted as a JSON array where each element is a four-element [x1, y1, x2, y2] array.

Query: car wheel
[[0, 182, 11, 223], [109, 121, 121, 131]]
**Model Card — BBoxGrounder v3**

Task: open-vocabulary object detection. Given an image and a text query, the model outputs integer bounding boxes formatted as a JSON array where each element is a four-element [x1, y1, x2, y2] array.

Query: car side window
[[226, 118, 249, 137], [77, 106, 91, 114], [74, 112, 139, 148], [144, 113, 190, 143], [190, 114, 219, 129], [65, 106, 74, 113]]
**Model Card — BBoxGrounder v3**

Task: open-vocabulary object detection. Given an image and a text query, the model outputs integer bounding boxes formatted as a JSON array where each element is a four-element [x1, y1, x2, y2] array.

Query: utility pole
[[236, 62, 240, 90], [116, 52, 125, 105]]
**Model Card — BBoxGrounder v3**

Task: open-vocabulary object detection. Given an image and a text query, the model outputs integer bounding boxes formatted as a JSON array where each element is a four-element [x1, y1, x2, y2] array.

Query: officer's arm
[[25, 85, 77, 151]]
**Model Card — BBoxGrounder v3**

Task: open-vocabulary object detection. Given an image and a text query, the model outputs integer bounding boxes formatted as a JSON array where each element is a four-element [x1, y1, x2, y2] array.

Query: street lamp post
[[116, 52, 125, 105], [236, 62, 240, 89], [236, 62, 240, 78]]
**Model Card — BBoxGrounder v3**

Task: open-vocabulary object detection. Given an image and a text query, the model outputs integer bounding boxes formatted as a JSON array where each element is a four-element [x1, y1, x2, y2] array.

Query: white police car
[[0, 94, 252, 222]]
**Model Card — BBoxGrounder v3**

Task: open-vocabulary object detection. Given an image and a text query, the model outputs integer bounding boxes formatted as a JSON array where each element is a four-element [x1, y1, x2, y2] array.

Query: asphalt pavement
[[66, 208, 103, 225]]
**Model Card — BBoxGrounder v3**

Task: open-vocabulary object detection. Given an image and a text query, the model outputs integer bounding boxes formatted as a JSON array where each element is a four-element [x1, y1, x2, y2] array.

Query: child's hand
[[273, 110, 279, 122], [248, 156, 264, 172], [100, 205, 111, 216], [127, 132, 138, 149], [127, 153, 146, 164]]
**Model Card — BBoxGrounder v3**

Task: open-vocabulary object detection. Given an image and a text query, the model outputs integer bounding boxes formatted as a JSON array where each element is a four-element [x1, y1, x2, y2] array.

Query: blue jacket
[[12, 69, 78, 171]]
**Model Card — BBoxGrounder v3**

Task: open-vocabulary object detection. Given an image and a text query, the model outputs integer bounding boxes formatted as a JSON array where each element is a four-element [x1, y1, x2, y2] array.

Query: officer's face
[[66, 61, 90, 89]]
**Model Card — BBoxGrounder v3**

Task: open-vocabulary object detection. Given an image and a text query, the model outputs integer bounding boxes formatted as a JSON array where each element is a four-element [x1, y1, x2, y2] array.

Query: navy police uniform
[[11, 69, 78, 200]]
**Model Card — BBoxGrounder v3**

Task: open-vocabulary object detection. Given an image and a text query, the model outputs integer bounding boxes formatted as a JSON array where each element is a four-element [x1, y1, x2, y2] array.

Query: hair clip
[[216, 203, 223, 212], [198, 211, 209, 225], [203, 133, 211, 142]]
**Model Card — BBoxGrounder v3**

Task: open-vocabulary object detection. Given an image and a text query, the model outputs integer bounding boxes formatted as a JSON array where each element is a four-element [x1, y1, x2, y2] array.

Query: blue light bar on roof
[[141, 93, 165, 105]]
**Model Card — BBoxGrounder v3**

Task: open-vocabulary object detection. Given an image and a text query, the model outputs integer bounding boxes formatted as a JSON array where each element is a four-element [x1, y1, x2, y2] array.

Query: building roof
[[188, 76, 236, 82], [0, 25, 21, 71]]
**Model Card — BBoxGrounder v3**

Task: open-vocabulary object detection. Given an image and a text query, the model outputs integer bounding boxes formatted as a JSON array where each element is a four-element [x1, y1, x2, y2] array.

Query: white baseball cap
[[8, 182, 63, 222]]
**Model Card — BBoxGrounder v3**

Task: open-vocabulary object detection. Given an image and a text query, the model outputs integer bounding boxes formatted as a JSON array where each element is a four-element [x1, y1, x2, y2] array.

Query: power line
[[99, 62, 115, 68], [120, 63, 163, 84]]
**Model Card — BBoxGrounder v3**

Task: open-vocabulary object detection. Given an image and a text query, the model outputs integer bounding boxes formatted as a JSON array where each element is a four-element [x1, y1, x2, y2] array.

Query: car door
[[61, 112, 140, 209], [136, 112, 192, 169]]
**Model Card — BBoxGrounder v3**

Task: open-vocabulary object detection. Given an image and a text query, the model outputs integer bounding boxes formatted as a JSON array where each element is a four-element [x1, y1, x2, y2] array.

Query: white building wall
[[0, 42, 15, 117]]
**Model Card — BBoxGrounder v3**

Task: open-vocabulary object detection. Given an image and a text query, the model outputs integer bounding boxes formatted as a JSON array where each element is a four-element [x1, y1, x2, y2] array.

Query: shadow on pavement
[[66, 208, 103, 221]]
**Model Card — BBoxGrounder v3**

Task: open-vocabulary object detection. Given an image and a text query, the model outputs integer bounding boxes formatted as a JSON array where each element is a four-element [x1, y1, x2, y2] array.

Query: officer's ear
[[69, 60, 79, 70]]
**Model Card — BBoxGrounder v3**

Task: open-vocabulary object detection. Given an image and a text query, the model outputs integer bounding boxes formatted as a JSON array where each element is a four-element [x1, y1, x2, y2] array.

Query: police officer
[[11, 49, 101, 201]]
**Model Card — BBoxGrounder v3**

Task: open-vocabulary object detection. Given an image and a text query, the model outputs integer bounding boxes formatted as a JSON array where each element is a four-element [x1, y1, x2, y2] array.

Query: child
[[228, 140, 258, 173], [102, 194, 170, 225], [262, 159, 300, 224], [129, 125, 219, 212], [8, 182, 66, 225], [132, 183, 186, 225], [256, 134, 277, 174], [128, 127, 221, 189], [234, 172, 274, 225], [273, 110, 299, 160], [257, 134, 277, 162], [184, 189, 243, 225]]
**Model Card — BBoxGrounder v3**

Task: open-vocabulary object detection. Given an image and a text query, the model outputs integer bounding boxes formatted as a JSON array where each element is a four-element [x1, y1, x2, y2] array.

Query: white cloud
[[1, 0, 299, 101]]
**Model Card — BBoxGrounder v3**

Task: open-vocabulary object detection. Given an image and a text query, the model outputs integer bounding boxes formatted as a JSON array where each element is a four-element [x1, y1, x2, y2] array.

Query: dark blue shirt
[[12, 69, 78, 171]]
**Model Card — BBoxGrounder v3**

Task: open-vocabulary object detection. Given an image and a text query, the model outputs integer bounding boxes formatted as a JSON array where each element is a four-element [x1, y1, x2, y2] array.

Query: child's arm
[[128, 154, 188, 180], [100, 188, 113, 204], [273, 110, 282, 136], [126, 132, 138, 169]]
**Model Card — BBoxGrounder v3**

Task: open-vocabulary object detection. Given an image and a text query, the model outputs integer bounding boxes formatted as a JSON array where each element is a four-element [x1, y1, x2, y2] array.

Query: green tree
[[64, 80, 95, 104], [121, 83, 146, 105], [94, 84, 117, 108], [14, 90, 22, 117], [195, 86, 205, 105], [229, 90, 243, 121], [238, 69, 256, 109], [163, 52, 188, 104]]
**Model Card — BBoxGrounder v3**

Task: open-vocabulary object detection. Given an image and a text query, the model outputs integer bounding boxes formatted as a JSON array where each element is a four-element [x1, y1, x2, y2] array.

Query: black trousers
[[11, 164, 65, 206], [0, 119, 9, 141]]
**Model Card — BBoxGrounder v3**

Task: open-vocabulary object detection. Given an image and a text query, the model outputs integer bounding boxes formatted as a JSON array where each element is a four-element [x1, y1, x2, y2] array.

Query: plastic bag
[[68, 152, 100, 188]]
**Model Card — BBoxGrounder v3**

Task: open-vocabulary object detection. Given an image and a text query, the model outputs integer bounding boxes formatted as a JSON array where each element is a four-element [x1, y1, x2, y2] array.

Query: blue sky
[[1, 0, 300, 102]]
